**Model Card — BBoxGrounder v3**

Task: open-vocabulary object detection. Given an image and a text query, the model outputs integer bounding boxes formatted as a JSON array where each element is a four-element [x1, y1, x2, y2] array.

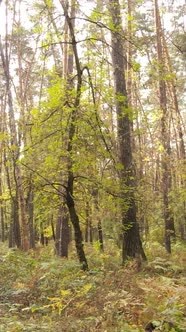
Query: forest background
[[0, 0, 186, 331]]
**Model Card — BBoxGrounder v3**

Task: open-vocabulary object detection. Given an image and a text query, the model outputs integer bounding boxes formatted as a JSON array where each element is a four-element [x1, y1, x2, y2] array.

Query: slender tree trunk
[[161, 22, 186, 242], [55, 3, 73, 259], [55, 210, 61, 255], [51, 217, 55, 241], [85, 201, 89, 243], [61, 205, 69, 257], [154, 0, 175, 253], [9, 200, 15, 248], [15, 165, 30, 250], [0, 36, 30, 251], [8, 195, 21, 248], [98, 221, 104, 251], [4, 150, 21, 248], [56, 204, 69, 258], [13, 194, 21, 248], [66, 191, 88, 269], [60, 0, 88, 270], [92, 188, 104, 251], [85, 201, 93, 244], [27, 187, 35, 249], [57, 10, 70, 258], [89, 219, 93, 244], [0, 150, 5, 242], [0, 206, 5, 242], [108, 0, 146, 262], [160, 31, 185, 161], [0, 97, 5, 242]]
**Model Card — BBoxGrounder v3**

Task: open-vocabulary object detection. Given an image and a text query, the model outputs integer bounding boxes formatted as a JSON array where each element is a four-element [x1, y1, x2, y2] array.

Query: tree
[[154, 0, 175, 253], [0, 33, 29, 250], [59, 0, 88, 270], [108, 0, 146, 262]]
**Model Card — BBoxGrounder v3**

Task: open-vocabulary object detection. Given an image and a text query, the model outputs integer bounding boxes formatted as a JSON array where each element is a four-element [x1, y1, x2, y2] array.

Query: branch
[[20, 162, 66, 196], [22, 129, 61, 152], [82, 65, 117, 166]]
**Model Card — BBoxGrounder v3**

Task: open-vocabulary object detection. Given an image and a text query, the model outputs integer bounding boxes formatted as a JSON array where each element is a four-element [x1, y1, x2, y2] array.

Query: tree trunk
[[55, 210, 61, 255], [61, 205, 69, 257], [92, 188, 104, 251], [13, 195, 21, 249], [9, 196, 21, 249], [85, 201, 89, 243], [55, 204, 69, 258], [154, 0, 175, 253], [98, 220, 104, 251], [0, 36, 30, 251], [15, 165, 30, 250], [51, 217, 55, 241], [4, 151, 21, 249], [85, 201, 93, 244], [0, 101, 5, 242], [66, 190, 88, 270], [0, 158, 5, 242], [0, 206, 5, 242], [160, 18, 185, 244], [108, 0, 146, 262], [54, 9, 70, 259], [59, 0, 88, 270], [27, 187, 35, 249], [9, 200, 15, 248]]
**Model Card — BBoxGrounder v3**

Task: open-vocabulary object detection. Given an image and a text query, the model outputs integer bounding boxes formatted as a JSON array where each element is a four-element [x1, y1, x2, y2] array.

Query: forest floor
[[0, 241, 186, 332]]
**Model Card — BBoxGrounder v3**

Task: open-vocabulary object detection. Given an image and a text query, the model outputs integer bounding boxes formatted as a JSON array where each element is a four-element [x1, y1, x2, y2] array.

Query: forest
[[0, 0, 186, 331]]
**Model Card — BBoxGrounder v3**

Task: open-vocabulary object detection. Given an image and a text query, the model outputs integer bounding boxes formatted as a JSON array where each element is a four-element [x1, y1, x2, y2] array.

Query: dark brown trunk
[[9, 196, 21, 248], [66, 189, 88, 270], [55, 211, 61, 255], [179, 220, 185, 241], [14, 197, 21, 248], [61, 206, 69, 258], [92, 188, 104, 250], [89, 220, 93, 244], [98, 220, 104, 251], [40, 232, 45, 246], [55, 203, 69, 257], [60, 0, 88, 270], [85, 201, 93, 244], [108, 0, 146, 262]]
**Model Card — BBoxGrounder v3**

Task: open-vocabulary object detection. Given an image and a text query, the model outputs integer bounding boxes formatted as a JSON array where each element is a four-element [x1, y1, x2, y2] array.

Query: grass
[[0, 241, 186, 332]]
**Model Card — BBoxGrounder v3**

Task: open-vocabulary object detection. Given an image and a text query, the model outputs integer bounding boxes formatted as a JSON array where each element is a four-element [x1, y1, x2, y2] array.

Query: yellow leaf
[[61, 289, 71, 296], [82, 283, 92, 294]]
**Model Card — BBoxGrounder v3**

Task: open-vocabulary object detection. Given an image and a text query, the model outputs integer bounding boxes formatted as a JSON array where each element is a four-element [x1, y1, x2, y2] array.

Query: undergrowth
[[0, 241, 186, 331]]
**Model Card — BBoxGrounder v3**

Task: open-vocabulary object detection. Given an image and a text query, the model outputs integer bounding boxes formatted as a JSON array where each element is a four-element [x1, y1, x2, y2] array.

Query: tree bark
[[0, 36, 30, 251], [59, 0, 88, 270], [27, 186, 35, 249], [0, 149, 5, 242], [92, 188, 104, 251], [61, 205, 69, 257], [55, 205, 69, 258], [108, 0, 146, 262], [55, 210, 61, 255], [154, 0, 175, 253]]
